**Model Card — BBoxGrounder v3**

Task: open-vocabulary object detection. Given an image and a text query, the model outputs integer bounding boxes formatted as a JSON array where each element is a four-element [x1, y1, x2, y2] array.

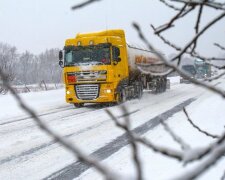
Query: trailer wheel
[[74, 103, 84, 108], [155, 82, 160, 94]]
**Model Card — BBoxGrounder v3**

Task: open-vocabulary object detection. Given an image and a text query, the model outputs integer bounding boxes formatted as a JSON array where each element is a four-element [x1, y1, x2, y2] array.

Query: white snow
[[0, 77, 225, 180]]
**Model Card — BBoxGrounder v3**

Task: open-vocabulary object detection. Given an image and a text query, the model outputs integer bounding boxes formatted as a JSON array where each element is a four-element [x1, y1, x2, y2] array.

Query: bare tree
[[0, 42, 18, 83]]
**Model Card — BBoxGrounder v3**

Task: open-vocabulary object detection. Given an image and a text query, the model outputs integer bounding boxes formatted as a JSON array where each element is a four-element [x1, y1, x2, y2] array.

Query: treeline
[[0, 42, 62, 85]]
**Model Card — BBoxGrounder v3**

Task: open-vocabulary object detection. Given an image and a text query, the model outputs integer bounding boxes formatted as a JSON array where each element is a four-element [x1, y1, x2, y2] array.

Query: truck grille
[[75, 84, 99, 100]]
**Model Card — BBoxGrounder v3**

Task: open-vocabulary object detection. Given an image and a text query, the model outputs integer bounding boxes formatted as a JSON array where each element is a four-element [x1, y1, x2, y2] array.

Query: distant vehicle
[[194, 59, 211, 79], [59, 29, 171, 107], [180, 65, 196, 83]]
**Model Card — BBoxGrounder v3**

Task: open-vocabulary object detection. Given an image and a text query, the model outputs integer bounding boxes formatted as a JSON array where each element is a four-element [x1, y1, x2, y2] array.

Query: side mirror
[[59, 60, 64, 68], [59, 50, 63, 61], [59, 50, 64, 68]]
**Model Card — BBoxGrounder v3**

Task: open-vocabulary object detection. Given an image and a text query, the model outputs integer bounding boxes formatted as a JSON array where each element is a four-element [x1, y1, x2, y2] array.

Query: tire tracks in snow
[[0, 104, 101, 126], [0, 86, 196, 166], [45, 98, 195, 180], [0, 109, 139, 165]]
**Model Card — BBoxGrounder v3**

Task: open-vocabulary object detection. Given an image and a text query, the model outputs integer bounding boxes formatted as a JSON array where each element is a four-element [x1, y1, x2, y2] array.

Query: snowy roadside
[[1, 77, 225, 179], [78, 80, 225, 180], [0, 88, 67, 121], [0, 77, 181, 122]]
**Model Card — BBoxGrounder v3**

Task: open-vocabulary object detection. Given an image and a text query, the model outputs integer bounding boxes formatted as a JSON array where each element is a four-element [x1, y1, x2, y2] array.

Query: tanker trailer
[[59, 29, 169, 107], [127, 44, 170, 93]]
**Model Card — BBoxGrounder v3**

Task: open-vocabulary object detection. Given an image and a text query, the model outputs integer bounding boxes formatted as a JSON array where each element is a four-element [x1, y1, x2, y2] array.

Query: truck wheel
[[74, 103, 84, 108], [137, 85, 143, 99], [117, 89, 126, 104]]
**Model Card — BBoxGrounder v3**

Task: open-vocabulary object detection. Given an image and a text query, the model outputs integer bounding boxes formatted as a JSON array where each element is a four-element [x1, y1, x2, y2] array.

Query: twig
[[151, 25, 225, 63], [160, 119, 190, 150], [191, 2, 204, 53], [204, 71, 225, 82], [134, 136, 183, 161], [171, 12, 225, 62], [71, 0, 101, 10], [159, 0, 182, 11], [133, 22, 225, 99], [183, 108, 219, 139], [152, 4, 189, 34], [214, 43, 225, 51], [221, 170, 225, 180], [106, 108, 143, 180], [171, 0, 225, 10], [105, 109, 184, 161], [174, 140, 225, 179], [0, 69, 115, 180]]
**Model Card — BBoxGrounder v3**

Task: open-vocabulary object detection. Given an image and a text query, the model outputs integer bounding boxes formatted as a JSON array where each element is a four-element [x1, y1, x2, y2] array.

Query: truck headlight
[[66, 90, 71, 95], [104, 89, 112, 94]]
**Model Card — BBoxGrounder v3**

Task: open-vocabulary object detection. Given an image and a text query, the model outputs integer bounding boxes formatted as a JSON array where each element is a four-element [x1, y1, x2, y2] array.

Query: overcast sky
[[0, 0, 224, 57]]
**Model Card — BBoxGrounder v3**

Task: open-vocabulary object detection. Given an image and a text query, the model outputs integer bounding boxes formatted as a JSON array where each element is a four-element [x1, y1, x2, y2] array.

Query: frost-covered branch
[[150, 25, 225, 63], [204, 71, 225, 82], [221, 170, 225, 180], [160, 119, 190, 150], [133, 22, 225, 98], [106, 109, 184, 161], [0, 69, 115, 180], [106, 108, 143, 180], [174, 140, 225, 179]]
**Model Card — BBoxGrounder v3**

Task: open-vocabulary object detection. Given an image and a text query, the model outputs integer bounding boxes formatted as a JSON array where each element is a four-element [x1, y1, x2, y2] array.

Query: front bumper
[[65, 83, 116, 103]]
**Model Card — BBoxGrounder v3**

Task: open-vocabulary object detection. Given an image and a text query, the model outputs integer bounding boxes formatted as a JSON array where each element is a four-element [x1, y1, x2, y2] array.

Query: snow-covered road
[[0, 80, 224, 180]]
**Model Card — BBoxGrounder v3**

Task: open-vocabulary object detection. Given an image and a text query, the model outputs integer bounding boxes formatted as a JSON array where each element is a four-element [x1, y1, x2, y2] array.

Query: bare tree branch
[[106, 108, 143, 180], [160, 119, 190, 150], [159, 0, 182, 11], [71, 0, 102, 10], [151, 24, 225, 63], [174, 140, 225, 179], [183, 108, 219, 139], [171, 12, 225, 62], [133, 22, 225, 98], [0, 69, 115, 180], [215, 43, 225, 51], [191, 2, 204, 53], [205, 71, 225, 82], [152, 4, 189, 34], [134, 136, 183, 161], [105, 109, 185, 162], [171, 0, 225, 10], [221, 170, 225, 180]]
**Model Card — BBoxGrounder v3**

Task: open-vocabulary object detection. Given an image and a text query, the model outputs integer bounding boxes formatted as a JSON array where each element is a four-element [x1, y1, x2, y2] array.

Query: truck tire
[[137, 84, 143, 99], [117, 88, 126, 104], [74, 103, 84, 108]]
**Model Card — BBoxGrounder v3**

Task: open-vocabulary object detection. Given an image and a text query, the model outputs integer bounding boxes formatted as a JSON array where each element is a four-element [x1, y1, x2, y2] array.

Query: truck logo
[[135, 55, 159, 64]]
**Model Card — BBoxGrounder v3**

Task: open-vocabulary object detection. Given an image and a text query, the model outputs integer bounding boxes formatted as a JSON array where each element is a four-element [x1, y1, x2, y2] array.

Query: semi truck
[[59, 29, 169, 107]]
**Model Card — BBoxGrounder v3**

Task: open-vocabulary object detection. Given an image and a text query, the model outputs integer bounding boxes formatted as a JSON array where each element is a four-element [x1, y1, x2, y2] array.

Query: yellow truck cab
[[59, 29, 131, 107], [59, 29, 167, 107]]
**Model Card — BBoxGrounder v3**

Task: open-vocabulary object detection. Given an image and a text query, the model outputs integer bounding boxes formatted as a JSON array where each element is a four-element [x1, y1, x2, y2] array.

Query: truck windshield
[[64, 46, 111, 66]]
